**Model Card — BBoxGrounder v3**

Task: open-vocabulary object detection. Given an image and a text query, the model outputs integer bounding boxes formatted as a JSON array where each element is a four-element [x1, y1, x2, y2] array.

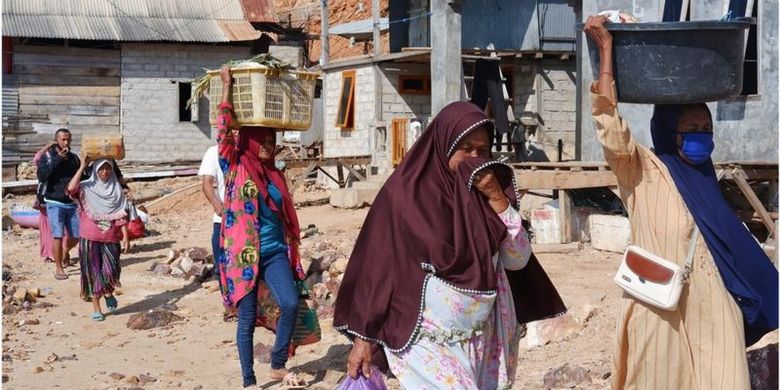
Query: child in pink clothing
[[67, 157, 129, 321]]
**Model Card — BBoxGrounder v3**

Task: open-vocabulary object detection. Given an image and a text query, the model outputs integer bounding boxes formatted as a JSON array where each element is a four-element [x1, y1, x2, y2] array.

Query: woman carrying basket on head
[[215, 65, 312, 389]]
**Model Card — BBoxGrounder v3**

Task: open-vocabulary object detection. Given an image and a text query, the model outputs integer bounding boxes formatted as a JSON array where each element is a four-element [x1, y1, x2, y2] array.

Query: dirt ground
[[1, 180, 775, 390]]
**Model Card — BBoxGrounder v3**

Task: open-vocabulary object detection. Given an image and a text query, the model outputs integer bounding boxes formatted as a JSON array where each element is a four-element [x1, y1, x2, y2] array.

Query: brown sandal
[[54, 273, 68, 280]]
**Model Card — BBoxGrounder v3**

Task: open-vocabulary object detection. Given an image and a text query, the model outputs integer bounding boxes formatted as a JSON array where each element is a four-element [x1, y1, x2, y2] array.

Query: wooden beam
[[316, 166, 341, 187], [514, 170, 617, 190], [558, 190, 572, 244], [290, 161, 318, 194], [17, 75, 120, 87], [338, 159, 367, 182], [732, 168, 776, 237], [19, 85, 120, 97], [336, 165, 345, 187], [19, 94, 120, 106], [19, 104, 120, 116], [723, 167, 778, 181], [15, 65, 120, 78]]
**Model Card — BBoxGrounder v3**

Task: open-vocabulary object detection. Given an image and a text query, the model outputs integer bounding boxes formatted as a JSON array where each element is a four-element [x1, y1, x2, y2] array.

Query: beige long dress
[[591, 82, 750, 390]]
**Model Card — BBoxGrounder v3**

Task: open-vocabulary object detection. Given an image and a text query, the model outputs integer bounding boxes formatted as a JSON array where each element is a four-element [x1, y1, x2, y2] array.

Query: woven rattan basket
[[208, 65, 317, 130]]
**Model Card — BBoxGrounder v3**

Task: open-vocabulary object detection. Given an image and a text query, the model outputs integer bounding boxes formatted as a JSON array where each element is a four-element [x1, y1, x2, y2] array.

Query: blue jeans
[[211, 223, 221, 283], [46, 202, 79, 239], [236, 250, 299, 387]]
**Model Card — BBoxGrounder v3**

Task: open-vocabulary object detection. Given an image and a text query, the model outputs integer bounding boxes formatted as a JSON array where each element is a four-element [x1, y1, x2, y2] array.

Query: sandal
[[223, 308, 237, 323], [105, 296, 118, 313], [281, 372, 306, 389], [54, 273, 68, 280], [91, 312, 105, 322]]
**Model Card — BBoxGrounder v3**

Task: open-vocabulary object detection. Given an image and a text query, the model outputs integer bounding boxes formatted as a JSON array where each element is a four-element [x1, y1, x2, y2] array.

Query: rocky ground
[[2, 178, 777, 389]]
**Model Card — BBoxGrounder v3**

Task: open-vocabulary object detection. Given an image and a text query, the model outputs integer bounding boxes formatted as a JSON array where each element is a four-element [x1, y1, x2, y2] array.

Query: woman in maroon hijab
[[334, 102, 565, 388]]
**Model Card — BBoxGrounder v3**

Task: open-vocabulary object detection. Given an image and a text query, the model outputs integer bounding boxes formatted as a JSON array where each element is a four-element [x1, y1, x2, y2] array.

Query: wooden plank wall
[[8, 44, 121, 159]]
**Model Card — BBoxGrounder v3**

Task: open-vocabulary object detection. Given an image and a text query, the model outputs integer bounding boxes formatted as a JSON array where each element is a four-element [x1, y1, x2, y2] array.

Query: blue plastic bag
[[335, 366, 387, 390]]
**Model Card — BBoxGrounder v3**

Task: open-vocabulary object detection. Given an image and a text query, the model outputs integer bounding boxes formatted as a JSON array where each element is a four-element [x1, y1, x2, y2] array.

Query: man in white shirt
[[198, 145, 225, 288]]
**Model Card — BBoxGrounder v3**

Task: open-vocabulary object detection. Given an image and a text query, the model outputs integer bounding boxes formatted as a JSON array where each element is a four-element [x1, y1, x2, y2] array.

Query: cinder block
[[589, 214, 631, 253], [329, 188, 379, 208]]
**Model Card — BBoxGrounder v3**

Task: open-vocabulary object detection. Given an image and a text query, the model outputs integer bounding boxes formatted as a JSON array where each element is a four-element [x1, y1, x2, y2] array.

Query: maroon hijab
[[334, 102, 565, 360]]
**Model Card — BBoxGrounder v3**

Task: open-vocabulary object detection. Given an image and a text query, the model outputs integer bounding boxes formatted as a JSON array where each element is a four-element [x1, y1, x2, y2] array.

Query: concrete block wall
[[513, 63, 538, 115], [120, 43, 250, 162], [379, 63, 432, 121], [322, 65, 375, 158], [269, 45, 304, 68], [512, 61, 577, 161], [539, 64, 577, 161]]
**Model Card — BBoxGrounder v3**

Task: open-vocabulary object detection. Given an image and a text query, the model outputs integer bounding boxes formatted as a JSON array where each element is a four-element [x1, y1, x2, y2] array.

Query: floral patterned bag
[[255, 280, 321, 354]]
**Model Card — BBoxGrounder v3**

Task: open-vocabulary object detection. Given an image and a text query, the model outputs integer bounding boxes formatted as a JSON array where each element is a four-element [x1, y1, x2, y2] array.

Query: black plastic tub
[[584, 18, 754, 104]]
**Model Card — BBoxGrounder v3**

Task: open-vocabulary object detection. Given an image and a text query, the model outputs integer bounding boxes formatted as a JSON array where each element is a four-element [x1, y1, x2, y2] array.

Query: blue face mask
[[677, 132, 714, 165]]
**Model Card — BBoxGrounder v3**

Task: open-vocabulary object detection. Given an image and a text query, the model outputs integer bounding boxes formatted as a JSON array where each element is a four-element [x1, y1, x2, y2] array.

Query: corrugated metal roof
[[239, 0, 276, 23], [2, 0, 263, 42]]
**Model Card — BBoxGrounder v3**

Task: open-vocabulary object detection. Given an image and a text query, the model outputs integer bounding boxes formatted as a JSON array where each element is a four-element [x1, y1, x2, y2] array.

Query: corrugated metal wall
[[578, 0, 778, 162], [538, 0, 577, 52], [396, 0, 577, 52]]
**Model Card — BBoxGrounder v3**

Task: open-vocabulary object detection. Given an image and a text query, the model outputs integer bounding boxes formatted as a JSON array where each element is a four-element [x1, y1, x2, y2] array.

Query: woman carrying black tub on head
[[584, 14, 777, 390]]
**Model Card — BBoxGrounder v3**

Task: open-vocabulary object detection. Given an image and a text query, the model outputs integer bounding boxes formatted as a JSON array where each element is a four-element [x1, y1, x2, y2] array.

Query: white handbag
[[613, 226, 698, 311]]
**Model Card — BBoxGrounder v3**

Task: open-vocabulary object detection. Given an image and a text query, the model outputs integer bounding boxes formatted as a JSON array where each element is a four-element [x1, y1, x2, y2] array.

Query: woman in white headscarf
[[67, 156, 130, 321]]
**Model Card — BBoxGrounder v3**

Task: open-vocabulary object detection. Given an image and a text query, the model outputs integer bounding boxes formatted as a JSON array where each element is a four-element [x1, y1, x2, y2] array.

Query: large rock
[[126, 309, 183, 330], [522, 315, 583, 349], [310, 251, 337, 273], [12, 288, 29, 303], [166, 249, 180, 264], [253, 342, 272, 363], [326, 275, 343, 297], [329, 258, 349, 276], [153, 264, 172, 275], [300, 226, 319, 240], [179, 257, 194, 274], [201, 280, 220, 293], [186, 247, 211, 263], [170, 267, 185, 278], [543, 363, 592, 389], [749, 343, 778, 390], [311, 283, 330, 301]]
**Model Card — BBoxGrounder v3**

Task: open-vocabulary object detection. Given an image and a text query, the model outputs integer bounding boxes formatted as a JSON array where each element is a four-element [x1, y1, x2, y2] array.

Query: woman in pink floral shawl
[[215, 66, 308, 388]]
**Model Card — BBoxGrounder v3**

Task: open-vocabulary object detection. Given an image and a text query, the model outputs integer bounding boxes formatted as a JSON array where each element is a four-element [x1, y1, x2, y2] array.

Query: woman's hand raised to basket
[[220, 65, 232, 105], [220, 65, 232, 85]]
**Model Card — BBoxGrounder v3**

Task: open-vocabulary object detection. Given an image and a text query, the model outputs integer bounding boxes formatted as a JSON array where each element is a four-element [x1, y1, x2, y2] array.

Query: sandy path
[[3, 186, 773, 389]]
